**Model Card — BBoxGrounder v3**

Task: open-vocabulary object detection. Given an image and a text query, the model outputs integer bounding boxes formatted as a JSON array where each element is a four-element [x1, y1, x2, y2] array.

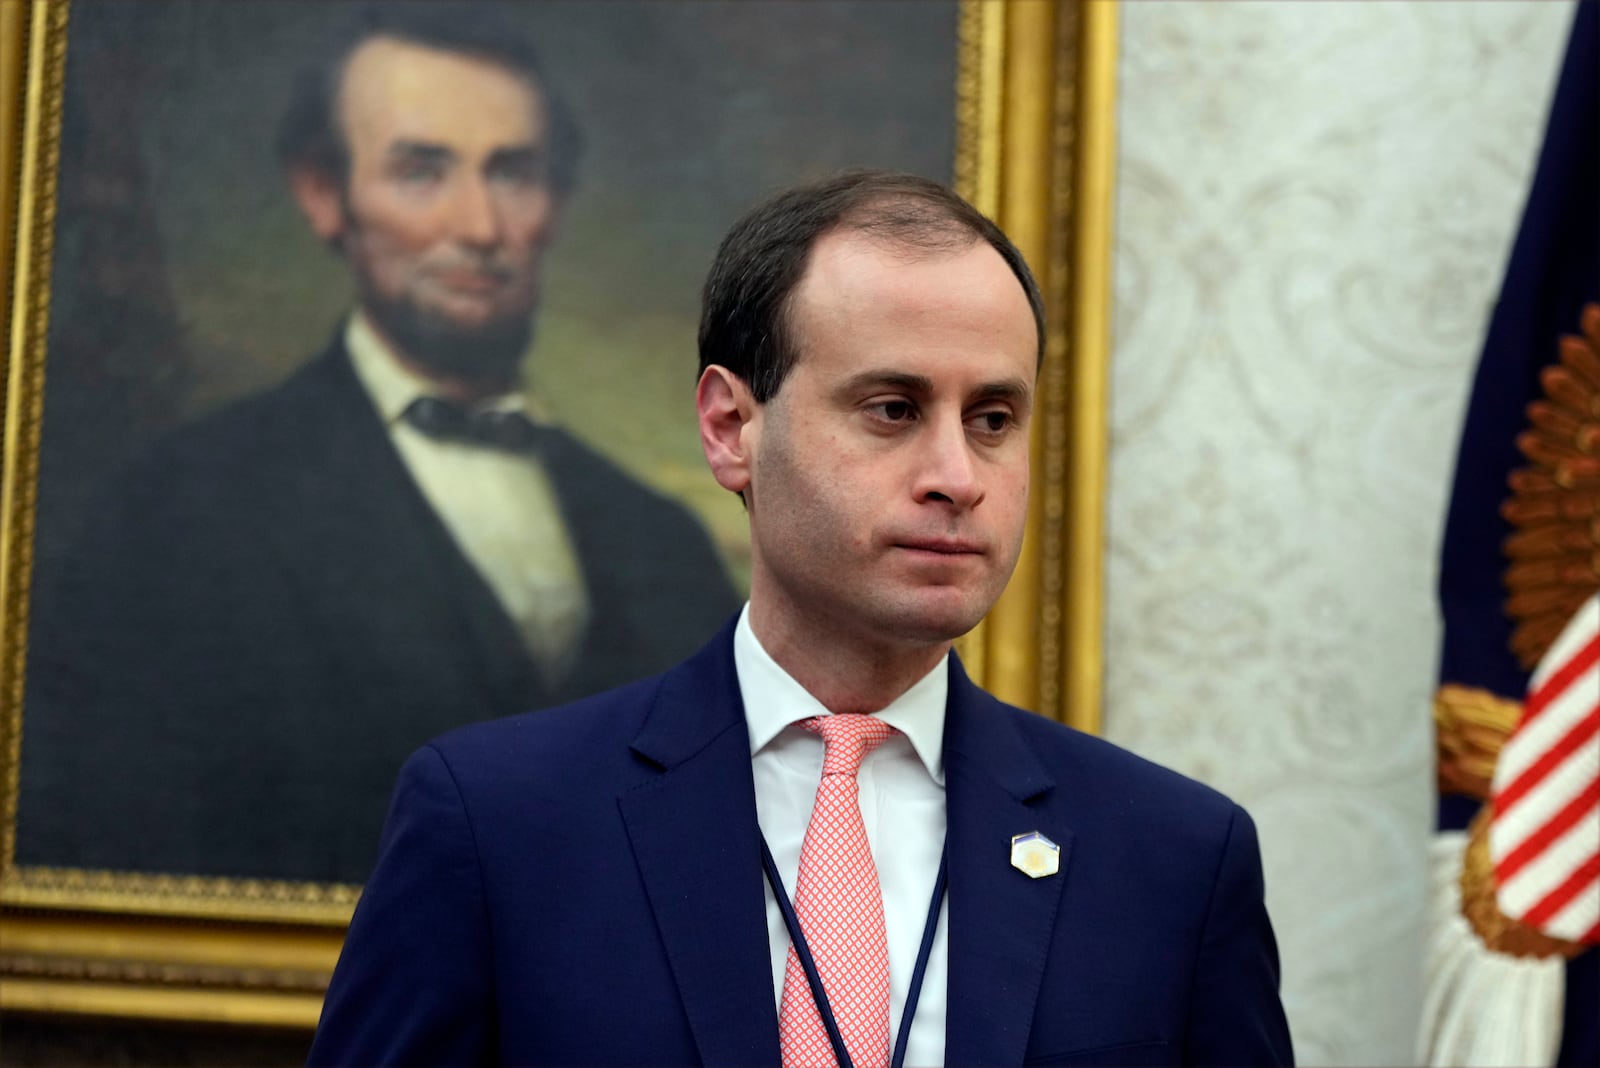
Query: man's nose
[[913, 417, 984, 510], [449, 177, 503, 247]]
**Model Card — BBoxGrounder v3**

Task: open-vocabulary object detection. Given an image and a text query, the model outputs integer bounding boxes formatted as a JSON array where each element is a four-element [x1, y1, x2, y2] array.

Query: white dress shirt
[[345, 313, 591, 683], [736, 606, 949, 1066]]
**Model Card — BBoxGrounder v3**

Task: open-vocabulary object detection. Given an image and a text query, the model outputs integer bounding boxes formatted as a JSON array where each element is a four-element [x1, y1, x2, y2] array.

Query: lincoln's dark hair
[[698, 170, 1045, 402], [276, 3, 581, 193]]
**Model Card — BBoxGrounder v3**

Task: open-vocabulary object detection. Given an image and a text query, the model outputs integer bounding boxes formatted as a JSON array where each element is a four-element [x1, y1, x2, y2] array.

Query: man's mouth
[[436, 269, 507, 294], [895, 537, 986, 556]]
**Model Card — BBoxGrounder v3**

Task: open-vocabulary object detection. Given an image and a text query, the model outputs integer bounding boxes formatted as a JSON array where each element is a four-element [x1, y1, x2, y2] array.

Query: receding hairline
[[778, 205, 1028, 363], [833, 190, 993, 253]]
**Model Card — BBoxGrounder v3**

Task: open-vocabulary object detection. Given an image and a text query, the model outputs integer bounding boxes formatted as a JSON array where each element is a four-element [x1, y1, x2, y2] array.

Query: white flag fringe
[[1417, 830, 1565, 1066]]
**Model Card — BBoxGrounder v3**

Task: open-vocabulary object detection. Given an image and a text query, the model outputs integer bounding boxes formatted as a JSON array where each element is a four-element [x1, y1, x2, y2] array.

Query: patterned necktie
[[779, 713, 897, 1068]]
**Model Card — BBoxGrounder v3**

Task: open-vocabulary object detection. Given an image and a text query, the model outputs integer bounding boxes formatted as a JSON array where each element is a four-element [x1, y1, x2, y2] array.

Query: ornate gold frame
[[0, 0, 1116, 1029]]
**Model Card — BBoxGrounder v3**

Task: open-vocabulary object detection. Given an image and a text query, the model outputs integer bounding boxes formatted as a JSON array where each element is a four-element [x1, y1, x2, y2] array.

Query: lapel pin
[[1010, 831, 1060, 879]]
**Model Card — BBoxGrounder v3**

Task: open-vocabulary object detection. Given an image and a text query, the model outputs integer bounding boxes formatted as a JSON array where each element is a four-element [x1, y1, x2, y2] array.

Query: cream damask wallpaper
[[1106, 2, 1575, 1062]]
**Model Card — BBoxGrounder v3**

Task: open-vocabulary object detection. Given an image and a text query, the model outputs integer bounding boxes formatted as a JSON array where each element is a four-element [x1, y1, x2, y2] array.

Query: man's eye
[[491, 159, 547, 188], [871, 400, 915, 422], [969, 410, 1013, 434], [393, 162, 445, 186]]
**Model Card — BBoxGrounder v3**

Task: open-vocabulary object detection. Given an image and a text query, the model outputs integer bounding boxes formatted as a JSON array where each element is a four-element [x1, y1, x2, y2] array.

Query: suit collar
[[627, 617, 748, 769], [943, 655, 1056, 801]]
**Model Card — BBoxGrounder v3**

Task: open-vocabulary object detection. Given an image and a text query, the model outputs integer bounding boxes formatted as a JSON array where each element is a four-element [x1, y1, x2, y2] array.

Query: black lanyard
[[759, 836, 949, 1068]]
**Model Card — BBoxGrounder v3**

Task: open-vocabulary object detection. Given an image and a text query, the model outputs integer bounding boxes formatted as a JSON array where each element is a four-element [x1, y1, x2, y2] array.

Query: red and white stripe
[[1490, 593, 1600, 944]]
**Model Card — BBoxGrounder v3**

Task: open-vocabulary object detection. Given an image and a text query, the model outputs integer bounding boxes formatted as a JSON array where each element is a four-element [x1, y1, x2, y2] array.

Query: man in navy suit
[[310, 171, 1294, 1066]]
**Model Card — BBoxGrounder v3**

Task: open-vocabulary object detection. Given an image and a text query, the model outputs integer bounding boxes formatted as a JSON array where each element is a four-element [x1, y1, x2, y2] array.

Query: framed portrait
[[1, 0, 1115, 1029]]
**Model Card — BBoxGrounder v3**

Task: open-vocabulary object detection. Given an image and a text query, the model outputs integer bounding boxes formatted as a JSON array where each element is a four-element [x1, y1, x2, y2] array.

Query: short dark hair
[[698, 170, 1046, 402], [276, 3, 581, 194]]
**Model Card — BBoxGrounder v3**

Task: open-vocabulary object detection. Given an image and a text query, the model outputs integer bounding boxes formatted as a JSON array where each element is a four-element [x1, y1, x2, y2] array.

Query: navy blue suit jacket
[[310, 620, 1292, 1066]]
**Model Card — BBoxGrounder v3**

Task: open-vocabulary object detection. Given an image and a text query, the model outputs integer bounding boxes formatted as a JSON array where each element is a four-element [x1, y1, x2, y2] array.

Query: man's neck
[[746, 597, 951, 715]]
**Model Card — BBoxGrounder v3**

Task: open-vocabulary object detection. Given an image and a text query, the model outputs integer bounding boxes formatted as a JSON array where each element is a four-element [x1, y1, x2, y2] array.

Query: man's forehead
[[780, 233, 1043, 404], [795, 228, 1013, 310], [338, 36, 547, 146], [791, 230, 1034, 341]]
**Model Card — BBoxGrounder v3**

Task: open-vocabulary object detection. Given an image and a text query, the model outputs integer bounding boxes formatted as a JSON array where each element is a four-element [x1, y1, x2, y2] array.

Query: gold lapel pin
[[1010, 831, 1060, 879]]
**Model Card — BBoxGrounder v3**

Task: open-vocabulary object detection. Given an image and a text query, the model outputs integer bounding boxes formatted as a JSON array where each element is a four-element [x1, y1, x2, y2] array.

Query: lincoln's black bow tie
[[402, 396, 553, 453]]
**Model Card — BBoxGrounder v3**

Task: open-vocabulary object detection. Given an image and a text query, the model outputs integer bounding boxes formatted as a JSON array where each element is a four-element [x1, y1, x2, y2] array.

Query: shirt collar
[[734, 604, 947, 785], [344, 311, 548, 425]]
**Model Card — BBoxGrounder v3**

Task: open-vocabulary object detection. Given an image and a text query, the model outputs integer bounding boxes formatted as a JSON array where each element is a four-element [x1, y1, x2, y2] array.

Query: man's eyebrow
[[971, 377, 1033, 404], [487, 144, 543, 163], [485, 144, 546, 172], [385, 140, 455, 164], [834, 370, 1033, 405], [836, 370, 935, 396]]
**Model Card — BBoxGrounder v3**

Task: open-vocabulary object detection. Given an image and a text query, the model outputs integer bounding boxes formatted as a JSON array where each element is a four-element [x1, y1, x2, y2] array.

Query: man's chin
[[365, 301, 533, 385], [873, 589, 993, 647]]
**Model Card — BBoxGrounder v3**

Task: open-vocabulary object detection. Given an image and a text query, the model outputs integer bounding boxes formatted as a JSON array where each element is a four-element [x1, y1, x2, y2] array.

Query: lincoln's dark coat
[[17, 344, 739, 884]]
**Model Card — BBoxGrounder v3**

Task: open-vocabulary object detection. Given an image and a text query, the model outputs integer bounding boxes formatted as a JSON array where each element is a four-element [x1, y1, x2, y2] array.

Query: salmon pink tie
[[779, 713, 897, 1068]]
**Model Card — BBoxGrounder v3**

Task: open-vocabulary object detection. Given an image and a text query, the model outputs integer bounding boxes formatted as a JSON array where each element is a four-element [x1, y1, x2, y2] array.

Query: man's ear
[[289, 166, 348, 245], [697, 365, 758, 497]]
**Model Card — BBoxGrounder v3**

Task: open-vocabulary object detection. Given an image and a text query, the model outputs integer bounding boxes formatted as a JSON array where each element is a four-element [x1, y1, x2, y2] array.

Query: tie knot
[[403, 396, 550, 452], [802, 714, 898, 777]]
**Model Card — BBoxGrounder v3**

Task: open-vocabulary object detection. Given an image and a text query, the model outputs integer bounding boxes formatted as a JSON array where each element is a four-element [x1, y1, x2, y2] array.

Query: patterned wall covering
[[1106, 3, 1574, 1062]]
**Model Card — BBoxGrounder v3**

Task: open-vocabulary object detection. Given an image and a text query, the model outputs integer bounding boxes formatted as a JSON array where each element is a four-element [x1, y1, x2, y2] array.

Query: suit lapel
[[534, 429, 654, 700], [616, 635, 1074, 1065], [942, 658, 1073, 1066], [278, 344, 544, 713], [617, 628, 782, 1066]]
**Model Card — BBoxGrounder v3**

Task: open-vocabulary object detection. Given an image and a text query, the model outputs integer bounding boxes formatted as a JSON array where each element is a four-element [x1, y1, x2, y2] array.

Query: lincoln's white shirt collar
[[734, 604, 947, 785]]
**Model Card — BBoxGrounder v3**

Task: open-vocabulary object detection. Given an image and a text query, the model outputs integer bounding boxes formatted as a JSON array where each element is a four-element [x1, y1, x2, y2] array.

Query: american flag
[[1491, 593, 1600, 944]]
